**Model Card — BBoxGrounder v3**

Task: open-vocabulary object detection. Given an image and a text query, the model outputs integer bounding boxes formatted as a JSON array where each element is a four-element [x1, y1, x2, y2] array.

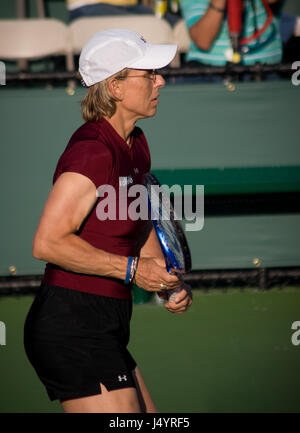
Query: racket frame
[[144, 173, 192, 274]]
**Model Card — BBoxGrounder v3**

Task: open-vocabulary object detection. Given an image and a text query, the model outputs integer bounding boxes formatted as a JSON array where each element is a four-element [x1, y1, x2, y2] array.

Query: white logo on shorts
[[118, 374, 128, 382]]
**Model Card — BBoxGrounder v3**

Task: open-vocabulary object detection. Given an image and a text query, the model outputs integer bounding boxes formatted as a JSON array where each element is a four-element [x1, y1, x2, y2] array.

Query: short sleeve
[[54, 140, 114, 189], [181, 0, 209, 29]]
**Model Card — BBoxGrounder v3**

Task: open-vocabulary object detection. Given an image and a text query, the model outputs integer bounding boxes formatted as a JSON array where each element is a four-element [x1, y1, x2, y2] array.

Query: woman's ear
[[107, 77, 123, 101]]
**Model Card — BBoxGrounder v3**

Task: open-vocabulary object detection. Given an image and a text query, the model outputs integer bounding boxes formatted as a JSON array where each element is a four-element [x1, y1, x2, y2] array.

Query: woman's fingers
[[165, 297, 192, 313], [134, 257, 182, 292], [164, 284, 193, 314]]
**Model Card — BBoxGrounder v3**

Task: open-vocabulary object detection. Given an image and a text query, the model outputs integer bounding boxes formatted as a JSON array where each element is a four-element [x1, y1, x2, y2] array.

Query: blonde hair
[[79, 69, 129, 122]]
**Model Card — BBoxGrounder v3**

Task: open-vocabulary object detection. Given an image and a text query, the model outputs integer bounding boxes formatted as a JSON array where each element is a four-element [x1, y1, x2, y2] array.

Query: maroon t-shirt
[[42, 117, 151, 299]]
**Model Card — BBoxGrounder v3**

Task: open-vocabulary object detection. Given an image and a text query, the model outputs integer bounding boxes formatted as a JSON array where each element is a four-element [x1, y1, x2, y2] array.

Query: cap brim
[[127, 43, 177, 70]]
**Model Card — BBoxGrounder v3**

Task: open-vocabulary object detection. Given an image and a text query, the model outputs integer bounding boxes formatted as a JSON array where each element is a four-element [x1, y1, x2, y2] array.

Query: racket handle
[[168, 282, 192, 303], [167, 271, 185, 302], [167, 286, 182, 303]]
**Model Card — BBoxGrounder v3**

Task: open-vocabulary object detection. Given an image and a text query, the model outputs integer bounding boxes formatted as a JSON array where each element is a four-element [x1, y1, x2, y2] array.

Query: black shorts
[[24, 284, 137, 402]]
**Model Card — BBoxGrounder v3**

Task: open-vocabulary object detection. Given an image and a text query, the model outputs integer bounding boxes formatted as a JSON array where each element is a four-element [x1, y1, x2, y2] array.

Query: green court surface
[[0, 288, 300, 413]]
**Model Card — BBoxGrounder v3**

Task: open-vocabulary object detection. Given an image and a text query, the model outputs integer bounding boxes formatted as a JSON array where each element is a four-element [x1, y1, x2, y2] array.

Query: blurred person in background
[[272, 0, 300, 63], [180, 0, 284, 66], [270, 0, 300, 46], [67, 0, 154, 20], [66, 0, 181, 26]]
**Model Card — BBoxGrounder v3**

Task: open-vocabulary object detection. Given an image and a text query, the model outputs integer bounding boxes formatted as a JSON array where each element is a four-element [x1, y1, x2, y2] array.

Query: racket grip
[[167, 286, 182, 303]]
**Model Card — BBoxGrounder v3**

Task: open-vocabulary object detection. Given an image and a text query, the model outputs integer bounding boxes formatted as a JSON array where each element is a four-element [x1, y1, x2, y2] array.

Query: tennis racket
[[144, 172, 192, 302]]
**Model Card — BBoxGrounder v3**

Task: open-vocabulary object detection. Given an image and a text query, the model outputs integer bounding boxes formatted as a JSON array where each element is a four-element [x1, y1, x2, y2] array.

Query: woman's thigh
[[61, 382, 141, 413], [61, 366, 157, 413], [132, 366, 158, 413]]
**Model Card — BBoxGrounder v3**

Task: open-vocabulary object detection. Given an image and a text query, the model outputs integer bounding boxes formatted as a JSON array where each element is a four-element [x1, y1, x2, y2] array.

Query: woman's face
[[118, 69, 166, 121]]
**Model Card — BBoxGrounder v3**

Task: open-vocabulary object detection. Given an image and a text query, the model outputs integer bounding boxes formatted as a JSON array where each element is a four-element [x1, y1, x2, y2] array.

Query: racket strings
[[145, 177, 186, 271]]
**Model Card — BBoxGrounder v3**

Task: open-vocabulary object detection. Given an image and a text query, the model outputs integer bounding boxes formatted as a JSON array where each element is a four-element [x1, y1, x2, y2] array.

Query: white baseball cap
[[79, 28, 178, 87]]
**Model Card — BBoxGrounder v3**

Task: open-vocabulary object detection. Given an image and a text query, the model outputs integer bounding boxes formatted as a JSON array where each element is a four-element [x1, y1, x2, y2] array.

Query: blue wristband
[[125, 256, 134, 284]]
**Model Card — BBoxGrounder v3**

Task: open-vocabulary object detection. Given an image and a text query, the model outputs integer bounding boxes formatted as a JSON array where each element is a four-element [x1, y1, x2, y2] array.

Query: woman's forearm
[[33, 233, 127, 280], [33, 231, 181, 293]]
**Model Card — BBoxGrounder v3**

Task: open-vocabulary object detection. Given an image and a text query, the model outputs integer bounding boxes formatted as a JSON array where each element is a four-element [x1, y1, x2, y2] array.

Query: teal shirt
[[181, 0, 282, 65]]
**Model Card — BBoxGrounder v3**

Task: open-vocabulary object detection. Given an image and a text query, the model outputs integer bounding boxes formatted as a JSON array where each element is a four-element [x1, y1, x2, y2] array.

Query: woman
[[24, 29, 192, 413]]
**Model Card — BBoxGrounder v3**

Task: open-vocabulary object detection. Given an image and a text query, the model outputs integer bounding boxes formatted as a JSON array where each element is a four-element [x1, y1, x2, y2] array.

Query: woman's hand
[[159, 282, 193, 314], [134, 257, 182, 293]]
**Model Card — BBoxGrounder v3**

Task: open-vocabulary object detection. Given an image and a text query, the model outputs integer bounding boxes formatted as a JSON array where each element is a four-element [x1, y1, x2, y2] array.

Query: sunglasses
[[117, 69, 159, 82]]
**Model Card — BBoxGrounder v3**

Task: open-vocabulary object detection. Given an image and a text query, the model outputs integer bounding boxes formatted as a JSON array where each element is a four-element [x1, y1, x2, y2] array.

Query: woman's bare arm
[[32, 172, 128, 279]]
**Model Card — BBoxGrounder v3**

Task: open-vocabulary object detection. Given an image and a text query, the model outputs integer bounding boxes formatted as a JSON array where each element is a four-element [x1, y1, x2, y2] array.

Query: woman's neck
[[104, 112, 135, 146]]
